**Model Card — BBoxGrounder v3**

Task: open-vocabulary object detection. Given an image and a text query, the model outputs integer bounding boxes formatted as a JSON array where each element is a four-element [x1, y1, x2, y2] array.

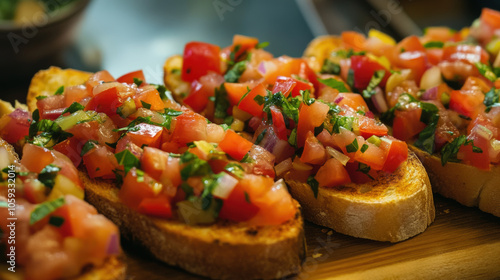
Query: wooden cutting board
[[122, 194, 500, 279]]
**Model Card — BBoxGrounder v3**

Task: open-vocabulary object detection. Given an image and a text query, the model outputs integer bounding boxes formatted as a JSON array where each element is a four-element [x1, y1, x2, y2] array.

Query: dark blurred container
[[0, 0, 90, 86]]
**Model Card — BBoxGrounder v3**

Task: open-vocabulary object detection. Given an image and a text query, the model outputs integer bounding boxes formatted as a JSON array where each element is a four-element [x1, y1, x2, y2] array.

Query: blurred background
[[2, 0, 500, 104]]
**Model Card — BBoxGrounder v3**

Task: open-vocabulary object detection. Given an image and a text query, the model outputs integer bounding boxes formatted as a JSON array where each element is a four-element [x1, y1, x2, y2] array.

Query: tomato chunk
[[297, 101, 330, 147], [116, 70, 146, 85], [315, 158, 351, 187], [237, 83, 266, 117], [182, 42, 221, 82], [218, 130, 253, 161]]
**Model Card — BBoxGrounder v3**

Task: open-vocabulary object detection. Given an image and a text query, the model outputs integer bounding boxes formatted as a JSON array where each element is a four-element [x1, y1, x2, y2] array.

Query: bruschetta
[[6, 67, 305, 279], [163, 35, 435, 242], [0, 139, 125, 280], [302, 8, 500, 217]]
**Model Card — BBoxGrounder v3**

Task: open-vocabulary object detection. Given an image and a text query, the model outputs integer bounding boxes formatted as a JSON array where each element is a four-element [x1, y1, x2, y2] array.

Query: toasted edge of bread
[[0, 139, 126, 280], [0, 256, 125, 280], [410, 145, 500, 217], [80, 171, 305, 279], [26, 66, 92, 112], [285, 151, 435, 242]]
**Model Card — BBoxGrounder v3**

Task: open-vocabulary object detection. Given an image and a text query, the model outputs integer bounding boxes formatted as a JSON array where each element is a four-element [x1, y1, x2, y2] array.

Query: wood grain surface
[[122, 194, 500, 280]]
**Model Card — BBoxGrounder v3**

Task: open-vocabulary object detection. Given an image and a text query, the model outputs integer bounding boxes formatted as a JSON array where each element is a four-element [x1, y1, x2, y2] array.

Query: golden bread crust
[[410, 145, 500, 217], [80, 171, 305, 279], [285, 151, 435, 242], [27, 66, 91, 112]]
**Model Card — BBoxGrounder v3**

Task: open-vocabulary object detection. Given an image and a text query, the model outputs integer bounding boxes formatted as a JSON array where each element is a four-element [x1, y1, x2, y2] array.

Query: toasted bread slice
[[26, 68, 306, 279], [410, 145, 500, 217], [285, 151, 435, 242], [27, 66, 92, 112], [80, 171, 305, 279], [0, 139, 126, 280]]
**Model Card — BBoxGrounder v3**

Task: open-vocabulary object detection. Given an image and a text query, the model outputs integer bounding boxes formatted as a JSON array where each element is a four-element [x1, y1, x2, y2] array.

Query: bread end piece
[[285, 151, 435, 242], [81, 171, 306, 279], [27, 66, 92, 112], [410, 145, 500, 218]]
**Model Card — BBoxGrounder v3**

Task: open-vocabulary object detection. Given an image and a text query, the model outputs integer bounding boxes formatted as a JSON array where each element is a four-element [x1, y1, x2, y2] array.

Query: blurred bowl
[[0, 0, 90, 84]]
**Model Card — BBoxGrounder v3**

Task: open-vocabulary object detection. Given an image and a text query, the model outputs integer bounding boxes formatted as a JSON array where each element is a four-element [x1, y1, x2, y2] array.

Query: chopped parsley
[[361, 70, 385, 98], [48, 216, 65, 227], [440, 135, 482, 165], [28, 109, 73, 148], [357, 162, 374, 180], [62, 102, 85, 114], [224, 163, 245, 179], [53, 86, 64, 95], [38, 164, 61, 189], [115, 149, 140, 174], [255, 129, 267, 145], [484, 87, 500, 113], [302, 90, 315, 105], [318, 78, 349, 93], [288, 128, 298, 147], [346, 138, 359, 153], [30, 197, 65, 225], [81, 140, 98, 156], [320, 59, 341, 75], [224, 60, 247, 83], [423, 41, 444, 49], [140, 101, 152, 109], [413, 102, 440, 154], [256, 41, 269, 49], [133, 77, 143, 87], [307, 175, 319, 199], [360, 143, 369, 153], [214, 84, 230, 120]]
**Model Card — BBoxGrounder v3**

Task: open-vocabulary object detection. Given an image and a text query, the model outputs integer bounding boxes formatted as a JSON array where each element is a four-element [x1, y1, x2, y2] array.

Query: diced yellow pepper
[[366, 53, 391, 70], [368, 29, 396, 46]]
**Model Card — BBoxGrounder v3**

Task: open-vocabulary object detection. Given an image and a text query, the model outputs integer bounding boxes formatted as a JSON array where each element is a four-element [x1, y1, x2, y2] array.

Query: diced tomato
[[392, 107, 426, 141], [86, 70, 115, 95], [125, 123, 163, 149], [315, 158, 351, 187], [137, 195, 172, 218], [424, 27, 455, 42], [237, 83, 266, 117], [183, 73, 225, 112], [449, 89, 484, 118], [272, 76, 297, 96], [231, 34, 259, 58], [481, 8, 500, 30], [379, 136, 408, 173], [116, 70, 146, 85], [247, 145, 276, 178], [141, 147, 181, 193], [353, 140, 386, 170], [37, 95, 65, 120], [336, 93, 369, 112], [20, 143, 55, 173], [53, 138, 83, 167], [171, 111, 208, 145], [300, 131, 326, 165], [218, 130, 253, 161], [345, 162, 379, 184], [134, 87, 164, 111], [442, 44, 489, 65], [181, 42, 221, 82], [350, 55, 389, 90], [119, 168, 163, 210], [84, 86, 121, 116], [0, 109, 30, 144], [297, 101, 330, 147], [357, 115, 388, 138], [461, 76, 491, 93], [426, 48, 444, 66], [82, 145, 118, 179], [459, 126, 491, 170], [219, 182, 259, 222], [341, 31, 366, 51], [270, 106, 288, 141], [395, 51, 428, 83], [225, 82, 253, 106], [115, 135, 144, 158], [263, 58, 319, 90], [397, 35, 425, 52], [64, 85, 91, 107]]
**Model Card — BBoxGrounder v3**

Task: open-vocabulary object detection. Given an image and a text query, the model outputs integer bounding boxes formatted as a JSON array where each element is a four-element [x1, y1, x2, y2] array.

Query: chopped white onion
[[275, 157, 292, 177], [371, 87, 388, 113], [212, 173, 239, 199], [292, 157, 312, 171], [475, 125, 493, 140], [326, 146, 350, 166]]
